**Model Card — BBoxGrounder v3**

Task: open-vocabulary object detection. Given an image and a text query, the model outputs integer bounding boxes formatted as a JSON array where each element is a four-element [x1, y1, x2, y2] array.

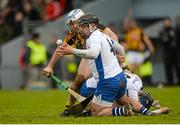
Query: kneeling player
[[68, 66, 170, 117]]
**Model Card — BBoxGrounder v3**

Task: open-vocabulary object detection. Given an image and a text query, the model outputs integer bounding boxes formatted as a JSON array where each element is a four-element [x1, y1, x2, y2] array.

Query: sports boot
[[59, 109, 70, 117], [75, 110, 92, 117]]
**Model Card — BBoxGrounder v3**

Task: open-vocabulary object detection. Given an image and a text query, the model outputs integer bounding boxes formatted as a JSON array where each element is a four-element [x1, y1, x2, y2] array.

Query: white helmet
[[65, 9, 85, 24]]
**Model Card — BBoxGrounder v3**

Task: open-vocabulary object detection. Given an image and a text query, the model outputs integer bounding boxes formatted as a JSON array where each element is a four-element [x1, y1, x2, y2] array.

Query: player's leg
[[138, 92, 170, 115], [116, 85, 152, 116], [60, 59, 92, 116], [90, 72, 132, 116], [128, 98, 152, 115], [73, 79, 97, 117], [77, 58, 92, 79], [60, 76, 86, 116], [94, 94, 134, 116], [151, 107, 171, 115], [65, 58, 91, 106]]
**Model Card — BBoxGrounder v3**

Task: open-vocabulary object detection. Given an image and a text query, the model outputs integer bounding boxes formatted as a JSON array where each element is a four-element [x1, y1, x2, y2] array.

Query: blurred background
[[0, 0, 180, 90]]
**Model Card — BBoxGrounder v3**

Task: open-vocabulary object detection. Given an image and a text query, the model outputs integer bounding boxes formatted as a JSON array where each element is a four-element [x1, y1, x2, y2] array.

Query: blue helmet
[[139, 92, 154, 109]]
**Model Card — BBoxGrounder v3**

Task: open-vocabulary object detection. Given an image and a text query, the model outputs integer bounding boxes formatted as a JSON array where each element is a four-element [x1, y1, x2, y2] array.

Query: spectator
[[0, 47, 1, 89], [139, 49, 154, 86], [159, 17, 180, 85], [47, 34, 62, 88], [13, 11, 24, 37], [175, 16, 180, 85], [19, 29, 34, 89], [122, 19, 154, 75], [23, 1, 41, 21], [2, 6, 15, 35], [0, 0, 9, 10], [1, 0, 24, 38], [176, 16, 180, 52], [0, 0, 65, 43], [32, 0, 46, 19], [0, 14, 12, 44], [63, 0, 73, 14], [25, 33, 47, 88], [7, 0, 23, 11], [44, 0, 62, 21], [59, 0, 66, 14]]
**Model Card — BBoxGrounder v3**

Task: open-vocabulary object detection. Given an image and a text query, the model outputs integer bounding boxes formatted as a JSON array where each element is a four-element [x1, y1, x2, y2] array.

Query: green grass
[[0, 87, 180, 124]]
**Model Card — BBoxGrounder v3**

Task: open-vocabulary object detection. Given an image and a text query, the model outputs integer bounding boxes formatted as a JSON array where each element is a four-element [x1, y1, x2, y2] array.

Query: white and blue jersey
[[86, 30, 122, 82], [125, 71, 143, 100], [85, 30, 126, 104]]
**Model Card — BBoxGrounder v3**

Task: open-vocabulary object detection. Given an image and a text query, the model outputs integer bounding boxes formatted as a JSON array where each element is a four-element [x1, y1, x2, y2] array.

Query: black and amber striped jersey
[[63, 23, 106, 49], [124, 27, 144, 51], [64, 31, 85, 49]]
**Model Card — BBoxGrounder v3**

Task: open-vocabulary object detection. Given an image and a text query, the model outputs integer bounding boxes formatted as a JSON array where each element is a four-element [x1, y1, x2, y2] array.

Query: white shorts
[[125, 72, 143, 101], [127, 89, 139, 101], [126, 51, 144, 64], [86, 77, 97, 88]]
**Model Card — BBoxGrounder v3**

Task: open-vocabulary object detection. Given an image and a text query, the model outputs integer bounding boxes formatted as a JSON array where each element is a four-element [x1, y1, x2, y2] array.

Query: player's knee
[[76, 74, 85, 82], [97, 108, 112, 116], [90, 102, 106, 116]]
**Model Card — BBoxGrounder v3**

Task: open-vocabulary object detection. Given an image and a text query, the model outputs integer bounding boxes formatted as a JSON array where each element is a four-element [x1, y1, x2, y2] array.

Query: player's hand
[[55, 47, 64, 56], [116, 55, 125, 64], [41, 66, 54, 77], [58, 42, 73, 55]]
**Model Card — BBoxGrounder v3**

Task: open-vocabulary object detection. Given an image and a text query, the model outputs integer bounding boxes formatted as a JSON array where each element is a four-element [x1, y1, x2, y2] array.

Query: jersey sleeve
[[112, 40, 125, 56], [63, 31, 86, 49], [72, 35, 101, 59]]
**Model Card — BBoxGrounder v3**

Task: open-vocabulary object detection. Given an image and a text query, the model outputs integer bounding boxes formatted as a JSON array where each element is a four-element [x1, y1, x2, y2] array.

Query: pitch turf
[[0, 87, 180, 124]]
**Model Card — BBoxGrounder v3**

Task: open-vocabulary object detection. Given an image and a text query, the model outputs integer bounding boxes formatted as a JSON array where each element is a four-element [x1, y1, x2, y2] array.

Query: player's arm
[[51, 32, 77, 62], [42, 32, 77, 77], [97, 23, 119, 41], [59, 41, 101, 59], [100, 24, 125, 63], [72, 46, 100, 59], [106, 28, 126, 65], [112, 40, 125, 56], [41, 44, 64, 77], [50, 48, 63, 66], [113, 41, 126, 65], [143, 31, 155, 53], [104, 27, 119, 41]]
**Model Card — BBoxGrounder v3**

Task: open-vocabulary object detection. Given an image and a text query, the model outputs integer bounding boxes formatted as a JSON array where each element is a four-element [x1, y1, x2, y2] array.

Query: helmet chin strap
[[89, 24, 97, 32]]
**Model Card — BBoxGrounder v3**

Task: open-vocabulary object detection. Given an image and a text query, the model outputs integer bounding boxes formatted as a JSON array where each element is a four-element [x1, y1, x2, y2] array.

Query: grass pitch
[[0, 87, 180, 124]]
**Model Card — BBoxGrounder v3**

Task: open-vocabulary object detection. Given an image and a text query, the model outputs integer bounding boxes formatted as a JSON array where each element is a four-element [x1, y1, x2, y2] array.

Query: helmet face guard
[[77, 14, 99, 33], [139, 92, 154, 109]]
